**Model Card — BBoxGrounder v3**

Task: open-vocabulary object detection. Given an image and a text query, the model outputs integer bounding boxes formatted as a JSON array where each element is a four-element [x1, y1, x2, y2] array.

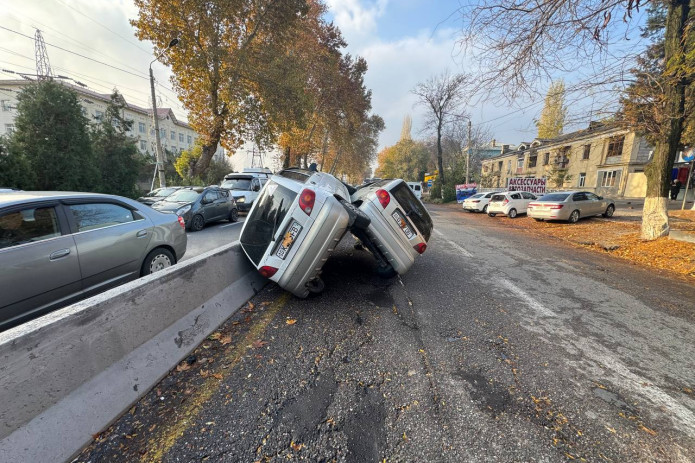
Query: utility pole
[[466, 119, 472, 185], [148, 38, 179, 189]]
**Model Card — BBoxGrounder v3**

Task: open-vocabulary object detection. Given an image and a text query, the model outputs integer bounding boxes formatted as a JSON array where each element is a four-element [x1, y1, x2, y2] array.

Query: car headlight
[[176, 205, 191, 216], [234, 196, 245, 203]]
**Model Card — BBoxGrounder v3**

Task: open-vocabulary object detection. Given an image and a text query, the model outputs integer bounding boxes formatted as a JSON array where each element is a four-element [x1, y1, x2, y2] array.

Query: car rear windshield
[[390, 181, 433, 241], [277, 169, 311, 184], [539, 193, 570, 201], [469, 193, 484, 199], [154, 188, 179, 197], [166, 189, 202, 202], [490, 194, 506, 201], [240, 181, 297, 265], [221, 178, 252, 190]]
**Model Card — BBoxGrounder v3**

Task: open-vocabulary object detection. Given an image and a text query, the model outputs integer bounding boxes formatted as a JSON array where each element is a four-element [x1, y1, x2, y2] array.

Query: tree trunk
[[283, 146, 291, 169], [640, 0, 690, 240]]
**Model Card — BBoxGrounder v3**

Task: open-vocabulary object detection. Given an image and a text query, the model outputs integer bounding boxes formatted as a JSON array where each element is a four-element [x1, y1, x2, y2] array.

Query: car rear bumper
[[276, 199, 350, 298], [462, 204, 483, 211], [359, 200, 417, 274], [487, 205, 508, 215], [527, 209, 571, 220]]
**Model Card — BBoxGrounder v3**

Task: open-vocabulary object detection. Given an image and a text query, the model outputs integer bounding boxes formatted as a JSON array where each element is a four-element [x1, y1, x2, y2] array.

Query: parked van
[[221, 168, 272, 212], [406, 182, 423, 200]]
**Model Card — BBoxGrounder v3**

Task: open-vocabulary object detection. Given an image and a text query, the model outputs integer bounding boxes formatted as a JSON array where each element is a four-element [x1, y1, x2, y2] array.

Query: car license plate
[[392, 210, 415, 239], [276, 220, 302, 259]]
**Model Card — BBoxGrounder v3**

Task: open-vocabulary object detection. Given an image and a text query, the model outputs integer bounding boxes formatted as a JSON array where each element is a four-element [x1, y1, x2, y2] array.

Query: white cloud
[[325, 0, 388, 42]]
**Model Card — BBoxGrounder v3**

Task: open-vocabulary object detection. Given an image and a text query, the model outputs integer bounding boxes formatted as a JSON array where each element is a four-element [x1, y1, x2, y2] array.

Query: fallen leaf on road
[[252, 340, 268, 348], [176, 362, 191, 372], [242, 302, 255, 313], [639, 425, 657, 436], [219, 334, 232, 345], [212, 373, 223, 380], [200, 369, 209, 378], [209, 332, 222, 340], [290, 441, 304, 451], [286, 319, 297, 325], [605, 425, 616, 434]]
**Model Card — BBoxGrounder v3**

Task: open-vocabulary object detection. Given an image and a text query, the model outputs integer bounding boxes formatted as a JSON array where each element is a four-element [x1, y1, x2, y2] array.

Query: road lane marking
[[499, 278, 556, 318], [433, 229, 473, 257], [221, 221, 243, 228], [142, 292, 290, 463]]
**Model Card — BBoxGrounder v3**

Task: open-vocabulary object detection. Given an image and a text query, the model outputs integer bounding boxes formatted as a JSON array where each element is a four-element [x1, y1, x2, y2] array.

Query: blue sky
[[1, 0, 648, 166]]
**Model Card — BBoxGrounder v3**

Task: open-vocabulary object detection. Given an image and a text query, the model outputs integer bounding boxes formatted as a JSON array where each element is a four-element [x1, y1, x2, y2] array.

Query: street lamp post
[[466, 119, 472, 185], [149, 38, 179, 189]]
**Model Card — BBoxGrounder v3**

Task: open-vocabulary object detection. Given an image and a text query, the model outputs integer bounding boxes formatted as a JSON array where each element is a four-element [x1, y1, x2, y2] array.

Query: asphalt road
[[181, 216, 245, 261], [77, 204, 695, 462]]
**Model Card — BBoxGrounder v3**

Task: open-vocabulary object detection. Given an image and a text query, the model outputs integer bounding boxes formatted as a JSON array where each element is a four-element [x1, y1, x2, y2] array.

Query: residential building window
[[1, 100, 10, 111], [582, 144, 591, 160], [140, 140, 147, 151], [5, 124, 14, 134], [497, 161, 503, 171], [179, 133, 184, 142], [139, 122, 146, 133], [516, 157, 524, 173], [94, 110, 103, 121], [599, 170, 619, 187], [579, 173, 586, 187], [160, 128, 166, 138], [187, 135, 192, 144], [170, 130, 176, 140], [528, 155, 537, 168], [606, 136, 624, 158], [543, 152, 550, 165], [506, 160, 511, 173]]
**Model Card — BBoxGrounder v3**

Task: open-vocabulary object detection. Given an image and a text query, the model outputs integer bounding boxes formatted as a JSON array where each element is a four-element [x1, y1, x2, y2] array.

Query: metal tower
[[34, 30, 53, 80], [249, 144, 265, 168]]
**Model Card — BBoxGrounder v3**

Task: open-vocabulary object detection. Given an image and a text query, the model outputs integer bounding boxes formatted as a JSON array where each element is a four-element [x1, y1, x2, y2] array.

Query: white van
[[406, 182, 423, 200], [221, 168, 272, 212]]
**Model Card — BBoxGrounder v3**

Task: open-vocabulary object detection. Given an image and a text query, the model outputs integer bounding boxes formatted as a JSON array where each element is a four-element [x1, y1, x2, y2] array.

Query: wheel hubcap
[[150, 254, 172, 273]]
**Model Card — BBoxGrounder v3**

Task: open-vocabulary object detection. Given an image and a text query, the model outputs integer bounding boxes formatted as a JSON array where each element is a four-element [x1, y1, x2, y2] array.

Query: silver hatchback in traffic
[[0, 191, 187, 331]]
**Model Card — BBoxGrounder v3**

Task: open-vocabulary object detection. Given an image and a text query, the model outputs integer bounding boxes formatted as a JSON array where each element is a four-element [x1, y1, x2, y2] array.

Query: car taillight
[[502, 199, 509, 205], [259, 266, 278, 278], [376, 189, 390, 208], [298, 189, 315, 216], [528, 203, 538, 207], [472, 200, 480, 203], [550, 205, 564, 209], [177, 216, 185, 228], [413, 243, 427, 254]]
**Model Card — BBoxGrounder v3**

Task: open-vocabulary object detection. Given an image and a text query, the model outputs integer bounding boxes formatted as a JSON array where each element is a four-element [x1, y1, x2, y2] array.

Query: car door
[[65, 201, 153, 294], [571, 192, 588, 215], [0, 204, 82, 328], [585, 192, 603, 215], [200, 190, 220, 222], [509, 192, 522, 212], [521, 192, 536, 212]]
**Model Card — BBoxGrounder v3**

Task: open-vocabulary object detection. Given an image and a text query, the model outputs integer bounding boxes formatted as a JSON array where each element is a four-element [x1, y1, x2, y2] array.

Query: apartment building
[[0, 79, 224, 161], [480, 122, 653, 198]]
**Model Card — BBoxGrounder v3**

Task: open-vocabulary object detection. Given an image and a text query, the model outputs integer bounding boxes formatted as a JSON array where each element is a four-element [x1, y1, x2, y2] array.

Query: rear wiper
[[270, 198, 284, 242]]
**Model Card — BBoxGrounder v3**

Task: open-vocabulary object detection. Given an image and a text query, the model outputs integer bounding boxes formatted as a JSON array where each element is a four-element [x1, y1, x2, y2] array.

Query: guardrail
[[0, 242, 265, 463]]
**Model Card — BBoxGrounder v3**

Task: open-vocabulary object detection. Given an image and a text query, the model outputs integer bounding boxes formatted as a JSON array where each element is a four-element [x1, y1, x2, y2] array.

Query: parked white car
[[487, 191, 538, 218], [462, 192, 497, 213], [406, 182, 423, 200]]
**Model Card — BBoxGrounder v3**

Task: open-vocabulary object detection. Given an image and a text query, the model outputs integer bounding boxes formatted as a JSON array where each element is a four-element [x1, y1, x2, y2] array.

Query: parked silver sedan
[[527, 191, 615, 223], [0, 191, 187, 331]]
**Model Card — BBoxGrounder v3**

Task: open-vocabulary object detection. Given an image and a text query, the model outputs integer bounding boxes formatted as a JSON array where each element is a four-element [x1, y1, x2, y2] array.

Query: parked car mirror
[[598, 196, 603, 200], [253, 185, 260, 192]]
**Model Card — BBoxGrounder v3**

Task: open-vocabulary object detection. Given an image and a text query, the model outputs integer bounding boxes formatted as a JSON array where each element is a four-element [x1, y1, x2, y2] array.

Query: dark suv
[[152, 186, 238, 231]]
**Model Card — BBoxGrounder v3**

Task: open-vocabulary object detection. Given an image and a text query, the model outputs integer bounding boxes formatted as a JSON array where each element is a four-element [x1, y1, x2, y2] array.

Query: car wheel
[[141, 248, 174, 276], [376, 263, 397, 279], [228, 208, 239, 222], [306, 277, 325, 294], [488, 212, 496, 217], [482, 205, 488, 213], [190, 214, 205, 231], [568, 210, 580, 223], [340, 200, 370, 230], [508, 208, 518, 218], [602, 204, 615, 218]]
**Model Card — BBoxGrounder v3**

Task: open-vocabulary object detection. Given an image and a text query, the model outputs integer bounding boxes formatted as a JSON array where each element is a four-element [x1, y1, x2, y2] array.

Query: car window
[[511, 193, 521, 199], [586, 193, 600, 200], [0, 207, 61, 250], [221, 178, 253, 190], [572, 193, 587, 201], [167, 189, 202, 202], [491, 194, 505, 201], [203, 191, 218, 203], [69, 203, 137, 232], [277, 169, 312, 184], [522, 192, 535, 199], [470, 193, 484, 199], [485, 192, 495, 198], [539, 193, 569, 201], [219, 189, 229, 198]]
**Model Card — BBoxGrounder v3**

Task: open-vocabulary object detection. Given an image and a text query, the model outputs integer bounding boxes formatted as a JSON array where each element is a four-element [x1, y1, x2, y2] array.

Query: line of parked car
[[462, 190, 615, 223]]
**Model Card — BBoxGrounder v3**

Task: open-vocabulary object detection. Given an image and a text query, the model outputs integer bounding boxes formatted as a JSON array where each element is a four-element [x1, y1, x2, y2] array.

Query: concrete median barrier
[[0, 241, 265, 463]]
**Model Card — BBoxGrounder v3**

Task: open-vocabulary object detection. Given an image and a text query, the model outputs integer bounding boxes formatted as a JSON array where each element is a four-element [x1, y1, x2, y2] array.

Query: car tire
[[306, 277, 325, 294], [482, 205, 488, 213], [190, 214, 205, 231], [533, 218, 543, 222], [488, 212, 496, 217], [228, 208, 239, 222], [376, 263, 397, 279], [141, 248, 175, 276], [568, 210, 580, 223], [340, 200, 370, 230], [508, 208, 518, 218], [602, 205, 615, 218]]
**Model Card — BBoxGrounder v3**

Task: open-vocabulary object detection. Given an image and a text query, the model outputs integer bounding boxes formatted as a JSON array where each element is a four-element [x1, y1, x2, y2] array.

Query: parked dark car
[[136, 186, 184, 206], [0, 191, 187, 331], [151, 186, 239, 231]]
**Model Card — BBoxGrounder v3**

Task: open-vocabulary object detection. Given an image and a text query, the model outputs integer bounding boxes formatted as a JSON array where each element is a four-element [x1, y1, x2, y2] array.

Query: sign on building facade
[[507, 177, 547, 194]]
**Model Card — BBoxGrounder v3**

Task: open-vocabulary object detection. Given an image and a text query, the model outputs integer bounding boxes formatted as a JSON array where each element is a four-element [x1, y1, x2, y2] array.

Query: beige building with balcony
[[480, 122, 653, 198]]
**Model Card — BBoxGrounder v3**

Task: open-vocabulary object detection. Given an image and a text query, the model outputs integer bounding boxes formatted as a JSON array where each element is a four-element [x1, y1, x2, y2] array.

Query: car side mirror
[[202, 197, 211, 204], [598, 196, 603, 200], [253, 185, 260, 192]]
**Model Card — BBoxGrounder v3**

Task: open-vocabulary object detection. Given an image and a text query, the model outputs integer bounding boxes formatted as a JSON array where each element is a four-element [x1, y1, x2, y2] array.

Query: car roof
[[0, 191, 117, 208]]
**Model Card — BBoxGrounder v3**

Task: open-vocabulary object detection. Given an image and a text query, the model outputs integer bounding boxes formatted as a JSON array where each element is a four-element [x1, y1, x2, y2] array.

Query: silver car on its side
[[0, 191, 187, 331], [527, 191, 615, 223]]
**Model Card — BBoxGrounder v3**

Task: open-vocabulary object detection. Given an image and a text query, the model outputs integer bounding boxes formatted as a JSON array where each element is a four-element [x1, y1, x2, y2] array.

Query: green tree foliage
[[9, 80, 98, 190], [91, 91, 143, 198], [0, 136, 35, 189], [175, 144, 229, 186], [536, 80, 567, 139], [375, 139, 430, 181]]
